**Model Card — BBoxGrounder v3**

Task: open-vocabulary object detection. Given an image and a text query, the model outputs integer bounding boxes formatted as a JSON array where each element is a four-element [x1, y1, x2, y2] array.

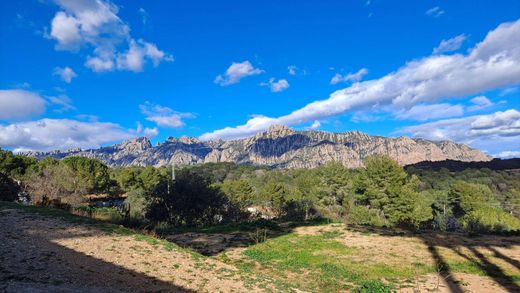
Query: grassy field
[[1, 201, 519, 292], [218, 224, 520, 292]]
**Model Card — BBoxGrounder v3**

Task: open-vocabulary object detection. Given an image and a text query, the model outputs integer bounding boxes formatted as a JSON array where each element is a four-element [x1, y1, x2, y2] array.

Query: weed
[[352, 280, 393, 293]]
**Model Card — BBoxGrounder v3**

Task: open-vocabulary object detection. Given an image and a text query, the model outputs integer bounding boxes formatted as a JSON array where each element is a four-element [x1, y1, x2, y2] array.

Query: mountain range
[[24, 125, 491, 168]]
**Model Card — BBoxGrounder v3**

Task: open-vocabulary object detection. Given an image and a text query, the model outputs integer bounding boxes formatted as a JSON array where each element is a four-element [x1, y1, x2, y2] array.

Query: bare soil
[[0, 208, 265, 292], [1, 207, 519, 292], [291, 224, 520, 292]]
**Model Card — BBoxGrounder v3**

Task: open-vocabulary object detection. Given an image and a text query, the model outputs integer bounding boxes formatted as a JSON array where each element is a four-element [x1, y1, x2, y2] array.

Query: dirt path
[[0, 208, 264, 293]]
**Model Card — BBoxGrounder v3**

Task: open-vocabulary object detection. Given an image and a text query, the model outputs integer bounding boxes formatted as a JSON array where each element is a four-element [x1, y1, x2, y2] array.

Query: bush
[[461, 207, 520, 234], [124, 189, 148, 220], [0, 172, 20, 202], [347, 205, 388, 227], [280, 199, 316, 221], [146, 170, 235, 227], [352, 280, 393, 293]]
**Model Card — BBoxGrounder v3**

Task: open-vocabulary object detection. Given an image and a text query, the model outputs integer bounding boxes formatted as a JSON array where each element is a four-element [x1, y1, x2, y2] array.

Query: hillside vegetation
[[2, 148, 519, 234]]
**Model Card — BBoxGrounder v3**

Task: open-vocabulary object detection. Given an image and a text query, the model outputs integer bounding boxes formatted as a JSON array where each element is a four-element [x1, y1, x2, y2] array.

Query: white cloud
[[261, 78, 290, 92], [467, 96, 494, 112], [330, 68, 368, 85], [399, 109, 520, 154], [495, 150, 520, 158], [75, 114, 98, 122], [48, 94, 76, 112], [53, 66, 77, 83], [350, 112, 383, 123], [50, 11, 82, 49], [85, 56, 114, 72], [214, 61, 264, 86], [200, 19, 520, 141], [135, 122, 158, 138], [499, 87, 518, 96], [288, 65, 297, 75], [116, 39, 172, 72], [139, 8, 148, 25], [0, 118, 134, 152], [49, 0, 172, 73], [139, 102, 194, 128], [0, 90, 46, 120], [308, 120, 321, 130], [143, 127, 158, 138], [426, 6, 445, 18], [288, 65, 308, 76], [433, 34, 466, 54], [395, 103, 464, 121]]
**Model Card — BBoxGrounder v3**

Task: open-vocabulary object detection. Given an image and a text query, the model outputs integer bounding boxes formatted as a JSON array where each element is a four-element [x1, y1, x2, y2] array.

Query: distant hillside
[[405, 158, 520, 172], [23, 125, 491, 168]]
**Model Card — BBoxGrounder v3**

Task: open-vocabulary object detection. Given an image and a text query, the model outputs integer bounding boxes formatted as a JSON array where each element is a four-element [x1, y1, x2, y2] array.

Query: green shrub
[[352, 280, 393, 293], [461, 207, 520, 234], [124, 189, 148, 220], [347, 205, 388, 227]]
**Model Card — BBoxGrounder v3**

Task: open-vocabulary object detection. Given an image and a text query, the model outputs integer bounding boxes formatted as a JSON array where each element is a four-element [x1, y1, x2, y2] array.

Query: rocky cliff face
[[24, 125, 491, 168]]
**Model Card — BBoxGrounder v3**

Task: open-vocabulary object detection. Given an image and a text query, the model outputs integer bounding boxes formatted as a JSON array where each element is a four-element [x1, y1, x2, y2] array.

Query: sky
[[0, 0, 519, 158]]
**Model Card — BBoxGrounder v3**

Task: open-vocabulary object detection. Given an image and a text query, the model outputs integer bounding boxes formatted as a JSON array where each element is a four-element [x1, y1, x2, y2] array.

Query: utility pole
[[172, 162, 175, 182], [168, 162, 176, 195]]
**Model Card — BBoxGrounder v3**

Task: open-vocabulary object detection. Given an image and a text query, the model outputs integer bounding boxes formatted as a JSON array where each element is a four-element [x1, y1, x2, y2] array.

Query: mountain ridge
[[23, 125, 492, 168]]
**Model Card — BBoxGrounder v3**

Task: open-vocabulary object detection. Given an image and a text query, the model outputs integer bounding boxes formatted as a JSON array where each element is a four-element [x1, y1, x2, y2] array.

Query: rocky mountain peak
[[178, 136, 201, 144], [28, 127, 492, 169], [119, 137, 152, 152], [262, 124, 295, 138]]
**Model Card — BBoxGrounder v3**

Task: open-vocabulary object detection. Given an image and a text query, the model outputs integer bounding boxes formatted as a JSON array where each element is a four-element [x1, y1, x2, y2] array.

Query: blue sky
[[0, 0, 519, 157]]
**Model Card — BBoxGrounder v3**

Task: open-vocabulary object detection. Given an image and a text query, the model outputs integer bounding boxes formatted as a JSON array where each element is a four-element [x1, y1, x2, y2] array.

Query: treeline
[[406, 158, 520, 172], [1, 148, 519, 234]]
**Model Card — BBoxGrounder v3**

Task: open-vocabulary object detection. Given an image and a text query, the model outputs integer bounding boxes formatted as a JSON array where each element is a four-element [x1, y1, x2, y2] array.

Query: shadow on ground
[[164, 219, 329, 256], [348, 226, 520, 293], [0, 208, 194, 293]]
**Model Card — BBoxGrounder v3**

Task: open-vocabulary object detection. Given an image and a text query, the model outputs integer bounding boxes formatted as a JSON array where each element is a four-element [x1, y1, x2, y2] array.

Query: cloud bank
[[200, 19, 520, 141], [399, 109, 520, 155], [0, 90, 46, 120], [0, 118, 135, 152]]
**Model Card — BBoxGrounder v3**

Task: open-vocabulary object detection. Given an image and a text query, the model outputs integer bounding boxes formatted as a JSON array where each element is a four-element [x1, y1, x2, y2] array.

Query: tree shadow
[[164, 219, 328, 256], [348, 226, 520, 292], [0, 209, 194, 292]]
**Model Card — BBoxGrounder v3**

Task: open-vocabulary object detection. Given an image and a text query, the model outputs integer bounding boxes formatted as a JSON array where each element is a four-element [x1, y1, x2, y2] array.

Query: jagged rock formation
[[24, 125, 491, 168]]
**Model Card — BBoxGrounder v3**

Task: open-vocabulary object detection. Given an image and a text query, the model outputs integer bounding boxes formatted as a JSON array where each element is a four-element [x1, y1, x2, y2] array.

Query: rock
[[25, 125, 492, 168]]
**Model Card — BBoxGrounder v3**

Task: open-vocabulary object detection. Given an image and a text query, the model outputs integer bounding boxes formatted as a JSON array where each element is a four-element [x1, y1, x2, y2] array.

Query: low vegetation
[[1, 148, 520, 234]]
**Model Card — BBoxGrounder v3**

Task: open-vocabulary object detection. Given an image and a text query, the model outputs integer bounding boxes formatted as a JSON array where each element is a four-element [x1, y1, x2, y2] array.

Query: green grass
[[320, 230, 344, 239], [447, 260, 487, 276], [239, 231, 434, 291]]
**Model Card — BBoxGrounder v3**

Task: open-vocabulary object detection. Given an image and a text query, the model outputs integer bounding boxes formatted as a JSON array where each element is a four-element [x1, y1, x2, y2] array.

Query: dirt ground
[[293, 224, 520, 292], [1, 207, 519, 292], [0, 208, 266, 293], [164, 223, 520, 292]]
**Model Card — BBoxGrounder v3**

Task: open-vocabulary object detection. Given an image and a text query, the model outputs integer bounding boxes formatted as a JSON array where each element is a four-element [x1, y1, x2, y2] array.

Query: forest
[[1, 148, 519, 235]]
